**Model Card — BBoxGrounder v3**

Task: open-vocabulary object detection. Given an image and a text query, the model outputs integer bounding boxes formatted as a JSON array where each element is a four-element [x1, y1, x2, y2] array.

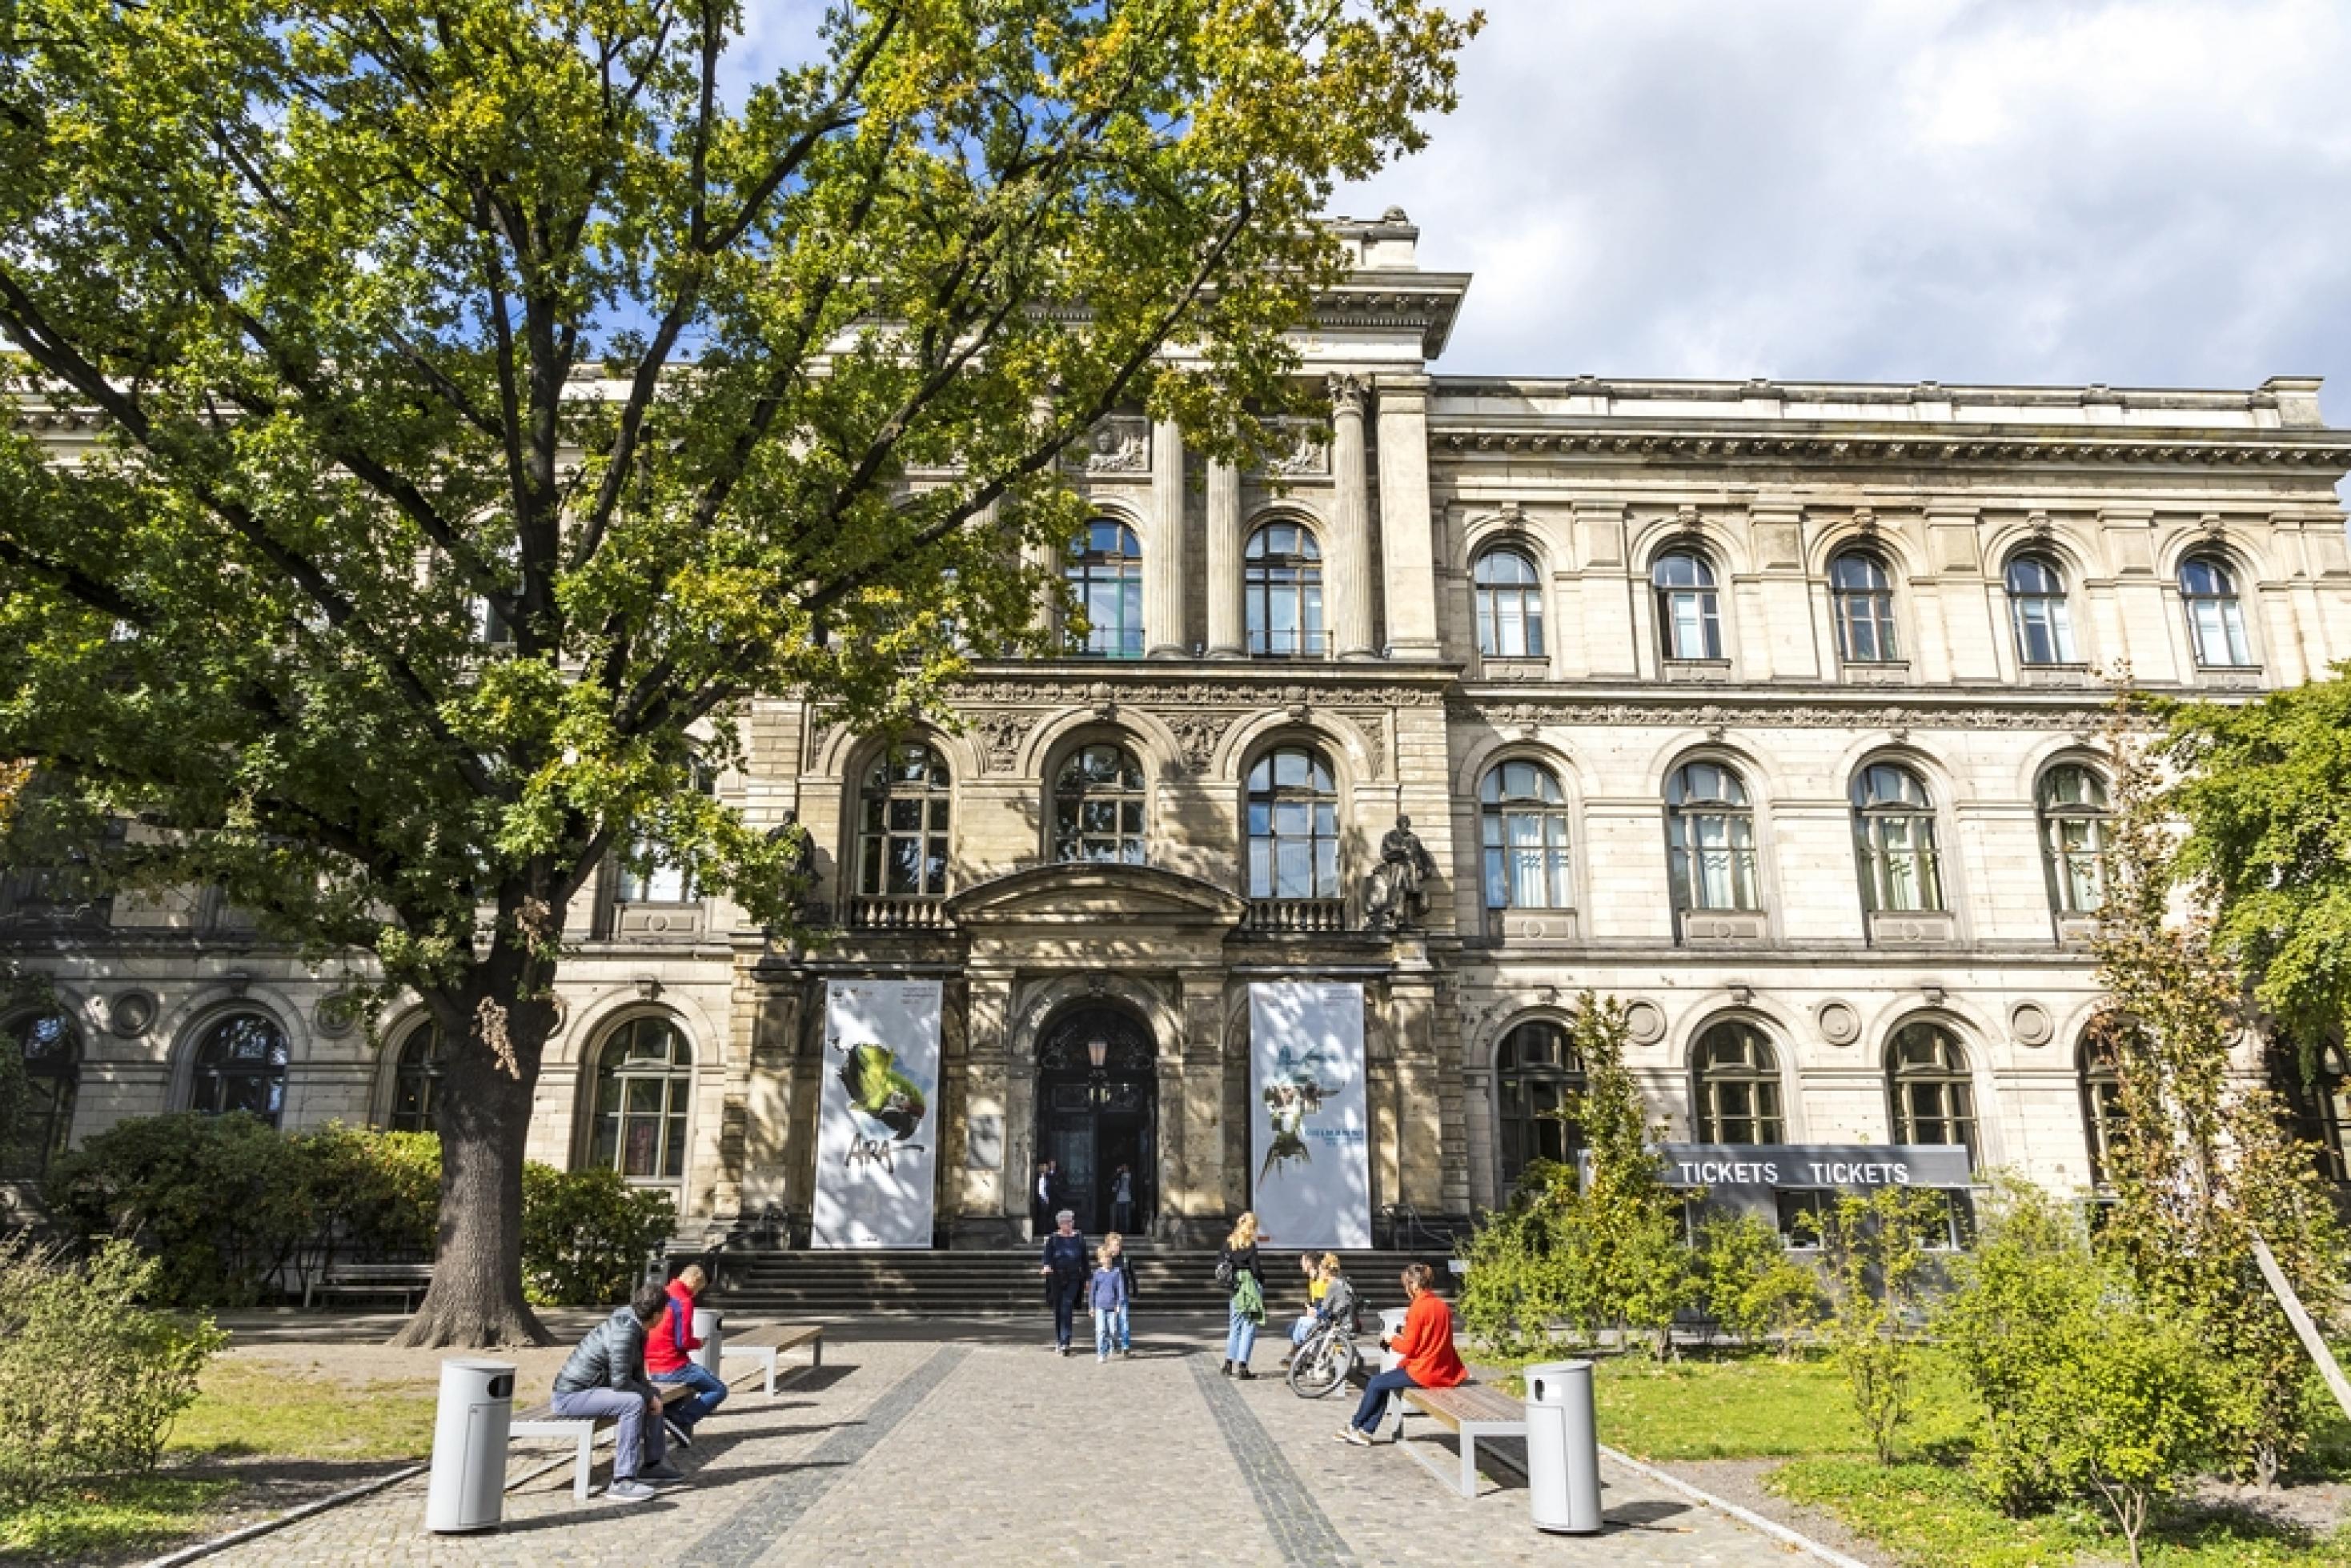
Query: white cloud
[[1333, 0, 2351, 428]]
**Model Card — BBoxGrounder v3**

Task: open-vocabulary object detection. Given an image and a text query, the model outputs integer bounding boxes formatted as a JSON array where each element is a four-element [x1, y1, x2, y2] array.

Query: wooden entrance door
[[1036, 1005, 1157, 1237]]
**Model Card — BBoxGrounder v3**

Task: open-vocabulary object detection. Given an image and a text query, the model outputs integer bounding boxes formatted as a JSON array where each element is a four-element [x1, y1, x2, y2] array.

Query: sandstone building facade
[[10, 215, 2351, 1248]]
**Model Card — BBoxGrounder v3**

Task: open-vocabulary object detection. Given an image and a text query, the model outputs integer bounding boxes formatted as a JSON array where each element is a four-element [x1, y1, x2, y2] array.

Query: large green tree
[[0, 0, 1478, 1345]]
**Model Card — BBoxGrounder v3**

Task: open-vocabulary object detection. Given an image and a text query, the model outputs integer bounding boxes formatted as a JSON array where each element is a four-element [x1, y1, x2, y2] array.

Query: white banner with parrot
[[1248, 982, 1371, 1250], [813, 979, 943, 1249]]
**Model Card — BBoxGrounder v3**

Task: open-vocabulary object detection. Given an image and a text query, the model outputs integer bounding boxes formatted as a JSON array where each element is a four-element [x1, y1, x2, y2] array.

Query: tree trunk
[[391, 943, 560, 1349]]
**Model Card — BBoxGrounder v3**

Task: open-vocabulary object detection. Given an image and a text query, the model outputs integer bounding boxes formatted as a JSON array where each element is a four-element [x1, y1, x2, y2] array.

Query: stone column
[[1329, 374, 1377, 660], [1375, 376, 1438, 659], [1178, 972, 1230, 1247], [957, 968, 1019, 1248], [1205, 458, 1246, 658], [1146, 416, 1188, 657]]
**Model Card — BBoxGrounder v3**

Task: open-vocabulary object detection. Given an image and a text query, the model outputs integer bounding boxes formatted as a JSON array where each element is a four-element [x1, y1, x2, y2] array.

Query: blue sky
[[735, 2, 2351, 427]]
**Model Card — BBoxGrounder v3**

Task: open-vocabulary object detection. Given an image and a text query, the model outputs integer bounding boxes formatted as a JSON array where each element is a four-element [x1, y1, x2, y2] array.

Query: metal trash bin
[[1523, 1359, 1603, 1534], [692, 1306, 725, 1376], [424, 1359, 516, 1534], [1377, 1307, 1410, 1373]]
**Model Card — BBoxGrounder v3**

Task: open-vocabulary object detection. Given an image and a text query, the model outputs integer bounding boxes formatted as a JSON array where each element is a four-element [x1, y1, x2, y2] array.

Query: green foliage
[[519, 1163, 675, 1308], [1459, 993, 1699, 1357], [2045, 1299, 2227, 1568], [0, 1235, 226, 1507], [2159, 666, 2351, 1059], [1803, 1183, 1948, 1466], [1697, 1213, 1823, 1357], [1588, 1348, 1982, 1464], [0, 1474, 239, 1566], [2094, 701, 2349, 1486]]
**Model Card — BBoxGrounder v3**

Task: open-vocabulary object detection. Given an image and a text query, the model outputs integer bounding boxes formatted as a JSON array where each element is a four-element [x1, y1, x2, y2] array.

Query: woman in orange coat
[[1337, 1261, 1466, 1445]]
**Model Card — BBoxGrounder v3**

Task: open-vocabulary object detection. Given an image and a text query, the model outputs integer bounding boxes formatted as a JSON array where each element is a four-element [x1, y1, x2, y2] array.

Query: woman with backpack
[[1218, 1211, 1268, 1378]]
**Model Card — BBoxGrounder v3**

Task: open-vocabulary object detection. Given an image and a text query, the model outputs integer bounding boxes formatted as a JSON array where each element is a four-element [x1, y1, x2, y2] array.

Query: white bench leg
[[574, 1427, 594, 1503], [1460, 1429, 1478, 1498]]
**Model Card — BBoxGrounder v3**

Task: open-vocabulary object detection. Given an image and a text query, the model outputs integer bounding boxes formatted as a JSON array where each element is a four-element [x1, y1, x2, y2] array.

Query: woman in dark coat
[[1037, 1209, 1089, 1355]]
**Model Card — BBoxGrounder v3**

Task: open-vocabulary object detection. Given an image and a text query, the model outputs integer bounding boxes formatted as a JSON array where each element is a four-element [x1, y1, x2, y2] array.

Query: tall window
[[1480, 760, 1572, 910], [617, 764, 710, 903], [588, 1017, 693, 1181], [2180, 555, 2253, 668], [1652, 551, 1723, 661], [1666, 761, 1759, 912], [857, 742, 951, 899], [1496, 1020, 1585, 1188], [191, 1013, 291, 1126], [2004, 553, 2078, 666], [1245, 521, 1326, 656], [1474, 547, 1545, 658], [1692, 1021, 1783, 1144], [1067, 519, 1144, 658], [3, 1012, 80, 1177], [2080, 1035, 2124, 1189], [1852, 763, 1944, 913], [2039, 764, 2110, 917], [1888, 1021, 1978, 1164], [1053, 743, 1146, 864], [1829, 551, 1899, 664], [387, 1021, 448, 1134], [1246, 747, 1338, 900]]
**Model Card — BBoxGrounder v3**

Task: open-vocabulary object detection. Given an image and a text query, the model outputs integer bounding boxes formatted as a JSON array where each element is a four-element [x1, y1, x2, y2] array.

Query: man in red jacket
[[646, 1264, 728, 1445], [1336, 1261, 1466, 1446]]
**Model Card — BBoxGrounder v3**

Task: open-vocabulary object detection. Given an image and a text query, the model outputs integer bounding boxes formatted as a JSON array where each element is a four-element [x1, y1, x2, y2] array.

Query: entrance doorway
[[1036, 1005, 1157, 1236]]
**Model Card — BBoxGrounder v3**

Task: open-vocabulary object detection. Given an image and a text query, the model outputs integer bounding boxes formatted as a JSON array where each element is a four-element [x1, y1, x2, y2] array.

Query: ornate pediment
[[944, 863, 1246, 928]]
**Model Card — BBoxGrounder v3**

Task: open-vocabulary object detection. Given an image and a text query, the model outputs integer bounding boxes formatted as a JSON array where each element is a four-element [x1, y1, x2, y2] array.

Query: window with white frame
[[1246, 747, 1338, 899], [1473, 547, 1545, 658], [1052, 743, 1146, 864], [2179, 554, 2253, 668], [2004, 553, 2078, 666], [1852, 763, 1944, 912], [1245, 521, 1326, 657], [857, 742, 952, 898], [2038, 764, 2109, 917], [1666, 761, 1759, 912], [1480, 760, 1571, 910], [1691, 1021, 1783, 1144], [588, 1017, 693, 1181], [1651, 551, 1723, 661], [1829, 551, 1899, 664]]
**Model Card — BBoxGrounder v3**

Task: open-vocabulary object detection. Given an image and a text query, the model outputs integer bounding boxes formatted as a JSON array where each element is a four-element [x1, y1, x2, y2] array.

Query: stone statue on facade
[[771, 808, 820, 919], [1364, 814, 1436, 932]]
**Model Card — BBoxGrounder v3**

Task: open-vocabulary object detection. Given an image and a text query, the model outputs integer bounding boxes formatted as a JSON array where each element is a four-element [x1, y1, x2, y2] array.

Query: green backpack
[[1233, 1269, 1265, 1322]]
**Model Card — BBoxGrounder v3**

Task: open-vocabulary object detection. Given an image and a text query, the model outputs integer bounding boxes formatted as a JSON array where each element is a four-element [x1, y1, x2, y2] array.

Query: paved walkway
[[215, 1318, 1790, 1566]]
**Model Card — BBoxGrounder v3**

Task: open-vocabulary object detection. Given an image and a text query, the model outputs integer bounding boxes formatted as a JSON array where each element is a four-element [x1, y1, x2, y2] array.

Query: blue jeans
[[1095, 1305, 1121, 1357], [650, 1362, 728, 1428], [1289, 1314, 1318, 1346], [1350, 1368, 1419, 1434], [1109, 1303, 1130, 1352], [1051, 1281, 1082, 1347], [1226, 1305, 1259, 1365], [551, 1386, 664, 1479]]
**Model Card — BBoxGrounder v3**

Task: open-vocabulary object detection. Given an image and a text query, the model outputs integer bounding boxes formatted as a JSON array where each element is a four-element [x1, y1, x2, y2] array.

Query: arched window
[[1829, 551, 1898, 664], [1692, 1021, 1783, 1145], [1888, 1021, 1977, 1164], [2275, 1041, 2351, 1189], [1246, 747, 1338, 899], [2039, 764, 2110, 917], [387, 1021, 448, 1134], [2080, 1034, 2123, 1189], [1245, 521, 1326, 657], [2180, 555, 2253, 668], [1053, 743, 1146, 864], [1474, 547, 1544, 658], [1852, 763, 1944, 913], [1480, 760, 1571, 910], [1067, 519, 1144, 658], [857, 742, 951, 898], [190, 1013, 291, 1126], [2004, 553, 2078, 667], [588, 1017, 693, 1181], [3, 1012, 80, 1177], [1666, 761, 1759, 912], [1652, 551, 1723, 661], [1496, 1020, 1585, 1188]]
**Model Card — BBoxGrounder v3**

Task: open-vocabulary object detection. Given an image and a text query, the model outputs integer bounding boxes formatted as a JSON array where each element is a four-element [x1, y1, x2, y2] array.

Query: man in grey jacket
[[552, 1282, 681, 1502]]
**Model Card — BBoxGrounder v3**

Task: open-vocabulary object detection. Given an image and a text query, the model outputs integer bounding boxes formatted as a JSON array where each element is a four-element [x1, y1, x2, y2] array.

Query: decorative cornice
[[1449, 696, 2114, 732], [1427, 423, 2351, 472]]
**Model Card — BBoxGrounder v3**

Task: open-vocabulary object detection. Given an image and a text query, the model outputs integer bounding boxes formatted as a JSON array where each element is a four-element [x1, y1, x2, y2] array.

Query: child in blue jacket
[[1088, 1245, 1130, 1364]]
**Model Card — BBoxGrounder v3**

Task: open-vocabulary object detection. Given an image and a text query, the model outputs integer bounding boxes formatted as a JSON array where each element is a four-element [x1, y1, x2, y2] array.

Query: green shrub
[[1698, 1213, 1823, 1357], [0, 1235, 225, 1506], [519, 1164, 675, 1306], [1803, 1183, 1948, 1464]]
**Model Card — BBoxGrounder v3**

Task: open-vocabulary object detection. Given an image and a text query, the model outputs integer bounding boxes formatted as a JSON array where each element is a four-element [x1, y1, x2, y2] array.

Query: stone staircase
[[706, 1245, 1448, 1317]]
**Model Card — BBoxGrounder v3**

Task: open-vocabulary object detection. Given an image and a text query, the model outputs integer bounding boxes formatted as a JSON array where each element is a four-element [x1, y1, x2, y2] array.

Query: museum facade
[[10, 214, 2351, 1249]]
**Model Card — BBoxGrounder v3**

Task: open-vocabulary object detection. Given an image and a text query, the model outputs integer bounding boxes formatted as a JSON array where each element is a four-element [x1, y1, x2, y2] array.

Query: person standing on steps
[[1218, 1211, 1269, 1378], [1110, 1162, 1135, 1234], [1032, 1158, 1061, 1237], [1089, 1244, 1129, 1363], [1101, 1230, 1138, 1357], [1038, 1208, 1089, 1355]]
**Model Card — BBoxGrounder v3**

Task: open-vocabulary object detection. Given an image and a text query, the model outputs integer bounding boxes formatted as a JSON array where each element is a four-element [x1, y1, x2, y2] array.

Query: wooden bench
[[511, 1382, 696, 1503], [305, 1261, 432, 1310], [1386, 1382, 1528, 1498], [716, 1324, 824, 1396]]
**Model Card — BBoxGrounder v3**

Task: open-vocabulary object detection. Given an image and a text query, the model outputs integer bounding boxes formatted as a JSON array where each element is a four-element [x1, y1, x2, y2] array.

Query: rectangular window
[[1775, 1189, 1833, 1248]]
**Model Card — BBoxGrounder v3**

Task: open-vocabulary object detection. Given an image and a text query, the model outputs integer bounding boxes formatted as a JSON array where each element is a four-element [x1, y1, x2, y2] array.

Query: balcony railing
[[1242, 897, 1346, 933], [1246, 629, 1332, 659], [845, 896, 948, 932]]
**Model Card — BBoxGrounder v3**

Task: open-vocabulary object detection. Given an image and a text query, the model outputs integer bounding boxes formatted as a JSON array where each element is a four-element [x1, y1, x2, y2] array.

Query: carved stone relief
[[1065, 417, 1150, 475]]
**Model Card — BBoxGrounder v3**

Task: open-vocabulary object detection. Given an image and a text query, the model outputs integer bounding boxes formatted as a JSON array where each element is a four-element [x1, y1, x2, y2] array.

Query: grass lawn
[[1489, 1344, 2351, 1568], [0, 1363, 436, 1564]]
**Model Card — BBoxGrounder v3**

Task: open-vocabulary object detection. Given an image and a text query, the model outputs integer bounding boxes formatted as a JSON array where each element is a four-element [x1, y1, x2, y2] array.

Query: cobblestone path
[[214, 1320, 1792, 1566]]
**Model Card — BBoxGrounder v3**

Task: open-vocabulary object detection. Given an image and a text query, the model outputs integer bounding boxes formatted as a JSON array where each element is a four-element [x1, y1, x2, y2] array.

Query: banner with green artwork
[[1248, 981, 1370, 1249], [813, 978, 941, 1249]]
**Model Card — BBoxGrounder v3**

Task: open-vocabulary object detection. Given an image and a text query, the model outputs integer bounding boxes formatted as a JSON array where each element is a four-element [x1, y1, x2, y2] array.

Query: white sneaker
[[606, 1479, 660, 1502]]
